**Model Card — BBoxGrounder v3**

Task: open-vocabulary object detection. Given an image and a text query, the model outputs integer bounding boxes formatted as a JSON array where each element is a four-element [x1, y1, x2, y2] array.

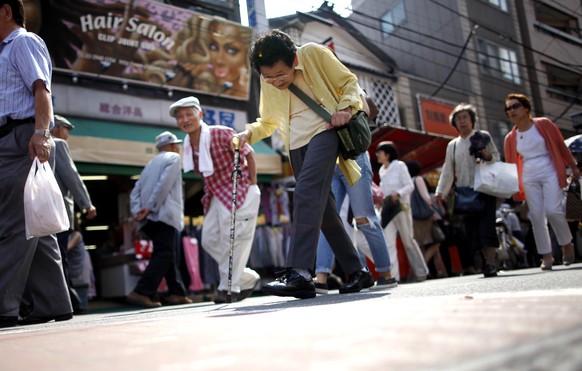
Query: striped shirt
[[0, 28, 53, 127], [192, 126, 253, 213]]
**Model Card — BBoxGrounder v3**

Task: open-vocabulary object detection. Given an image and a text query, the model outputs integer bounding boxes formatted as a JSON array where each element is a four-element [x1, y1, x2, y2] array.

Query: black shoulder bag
[[452, 142, 485, 215], [288, 83, 371, 160]]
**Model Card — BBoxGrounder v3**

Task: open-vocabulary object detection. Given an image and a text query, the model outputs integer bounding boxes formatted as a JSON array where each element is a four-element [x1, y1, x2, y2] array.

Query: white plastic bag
[[24, 157, 70, 240], [474, 161, 519, 199]]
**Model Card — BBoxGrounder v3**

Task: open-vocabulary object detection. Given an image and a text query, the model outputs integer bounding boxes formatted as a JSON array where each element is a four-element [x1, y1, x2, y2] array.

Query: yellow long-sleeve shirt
[[244, 43, 363, 185]]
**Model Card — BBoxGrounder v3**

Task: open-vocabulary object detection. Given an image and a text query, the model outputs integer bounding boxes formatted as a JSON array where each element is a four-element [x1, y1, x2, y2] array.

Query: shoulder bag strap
[[453, 141, 457, 188], [288, 83, 332, 122], [453, 141, 456, 174]]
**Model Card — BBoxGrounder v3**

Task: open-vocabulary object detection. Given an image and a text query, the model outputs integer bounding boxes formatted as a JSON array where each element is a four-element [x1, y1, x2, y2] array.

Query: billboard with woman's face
[[31, 0, 252, 100]]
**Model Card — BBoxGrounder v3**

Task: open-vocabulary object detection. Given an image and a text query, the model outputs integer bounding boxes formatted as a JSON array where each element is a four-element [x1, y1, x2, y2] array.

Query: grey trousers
[[288, 130, 363, 276], [0, 124, 72, 317]]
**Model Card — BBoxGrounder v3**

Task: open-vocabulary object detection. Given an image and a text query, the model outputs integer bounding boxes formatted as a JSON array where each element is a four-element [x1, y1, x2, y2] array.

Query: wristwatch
[[34, 129, 50, 138]]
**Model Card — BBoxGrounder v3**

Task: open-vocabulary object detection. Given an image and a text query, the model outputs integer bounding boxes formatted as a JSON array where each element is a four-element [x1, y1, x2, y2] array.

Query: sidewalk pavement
[[1, 265, 582, 370]]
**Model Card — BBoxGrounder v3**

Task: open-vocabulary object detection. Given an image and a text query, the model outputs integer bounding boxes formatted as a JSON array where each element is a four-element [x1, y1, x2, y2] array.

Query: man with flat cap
[[170, 96, 261, 304], [128, 131, 192, 308], [50, 115, 97, 314]]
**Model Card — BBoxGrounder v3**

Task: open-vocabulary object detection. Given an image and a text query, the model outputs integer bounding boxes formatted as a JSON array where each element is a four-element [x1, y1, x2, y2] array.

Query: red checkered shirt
[[192, 126, 253, 214]]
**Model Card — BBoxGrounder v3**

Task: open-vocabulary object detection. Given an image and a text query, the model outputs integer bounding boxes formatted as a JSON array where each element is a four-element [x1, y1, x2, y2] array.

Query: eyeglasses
[[505, 102, 523, 112], [260, 70, 291, 84]]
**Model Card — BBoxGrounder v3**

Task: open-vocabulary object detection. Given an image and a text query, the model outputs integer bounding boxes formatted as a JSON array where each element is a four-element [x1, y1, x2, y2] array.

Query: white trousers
[[202, 185, 261, 292], [383, 207, 429, 280], [523, 174, 572, 255]]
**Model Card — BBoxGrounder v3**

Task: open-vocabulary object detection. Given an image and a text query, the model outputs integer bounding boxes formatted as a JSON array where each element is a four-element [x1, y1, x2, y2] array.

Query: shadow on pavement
[[208, 291, 392, 318]]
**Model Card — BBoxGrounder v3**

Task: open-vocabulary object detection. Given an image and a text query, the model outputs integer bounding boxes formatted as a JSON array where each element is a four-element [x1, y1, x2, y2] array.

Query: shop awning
[[369, 125, 453, 173], [66, 117, 282, 177]]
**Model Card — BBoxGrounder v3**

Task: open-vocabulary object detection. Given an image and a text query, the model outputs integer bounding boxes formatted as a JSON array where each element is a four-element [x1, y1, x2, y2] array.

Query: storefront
[[369, 125, 452, 188], [53, 84, 282, 249], [32, 0, 287, 298]]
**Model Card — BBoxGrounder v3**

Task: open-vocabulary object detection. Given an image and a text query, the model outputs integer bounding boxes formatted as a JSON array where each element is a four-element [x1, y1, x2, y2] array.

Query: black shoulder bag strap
[[453, 141, 456, 187], [288, 83, 332, 122]]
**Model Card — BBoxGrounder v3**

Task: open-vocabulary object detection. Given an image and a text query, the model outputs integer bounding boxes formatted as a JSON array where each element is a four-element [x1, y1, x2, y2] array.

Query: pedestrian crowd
[[1, 2, 579, 330]]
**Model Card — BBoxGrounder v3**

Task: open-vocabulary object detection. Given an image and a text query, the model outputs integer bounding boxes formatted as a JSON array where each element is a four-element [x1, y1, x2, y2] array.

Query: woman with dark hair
[[407, 160, 448, 278], [504, 93, 580, 270], [235, 29, 373, 298], [435, 103, 500, 277], [376, 142, 428, 282]]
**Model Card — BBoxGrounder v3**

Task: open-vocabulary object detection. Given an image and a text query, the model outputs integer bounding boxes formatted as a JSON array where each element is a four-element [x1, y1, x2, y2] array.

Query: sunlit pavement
[[2, 264, 582, 370]]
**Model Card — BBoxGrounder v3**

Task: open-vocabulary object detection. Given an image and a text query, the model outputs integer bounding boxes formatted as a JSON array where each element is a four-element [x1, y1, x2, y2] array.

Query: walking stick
[[227, 136, 241, 303]]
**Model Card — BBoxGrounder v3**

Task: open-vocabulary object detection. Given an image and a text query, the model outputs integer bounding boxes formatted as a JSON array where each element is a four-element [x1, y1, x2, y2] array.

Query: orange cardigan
[[504, 117, 576, 201]]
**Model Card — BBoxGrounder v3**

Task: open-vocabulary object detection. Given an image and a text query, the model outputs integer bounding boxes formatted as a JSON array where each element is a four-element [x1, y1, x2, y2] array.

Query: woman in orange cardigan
[[504, 93, 580, 270]]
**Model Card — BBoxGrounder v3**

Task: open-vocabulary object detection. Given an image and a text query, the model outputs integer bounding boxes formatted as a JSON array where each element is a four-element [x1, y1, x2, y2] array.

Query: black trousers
[[287, 130, 363, 275], [134, 221, 187, 298], [56, 230, 84, 311]]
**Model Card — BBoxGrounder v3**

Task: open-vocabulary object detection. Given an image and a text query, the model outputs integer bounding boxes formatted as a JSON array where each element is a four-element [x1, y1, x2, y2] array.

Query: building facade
[[350, 0, 582, 151]]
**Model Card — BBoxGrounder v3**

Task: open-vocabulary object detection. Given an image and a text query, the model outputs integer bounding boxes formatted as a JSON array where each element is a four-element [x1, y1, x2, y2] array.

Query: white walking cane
[[227, 136, 241, 303]]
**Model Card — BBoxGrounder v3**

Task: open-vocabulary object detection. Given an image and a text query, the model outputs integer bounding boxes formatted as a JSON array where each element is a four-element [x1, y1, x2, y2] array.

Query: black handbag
[[451, 142, 486, 215], [566, 178, 582, 220], [453, 186, 485, 215], [381, 196, 402, 228], [411, 182, 434, 220], [288, 83, 371, 160]]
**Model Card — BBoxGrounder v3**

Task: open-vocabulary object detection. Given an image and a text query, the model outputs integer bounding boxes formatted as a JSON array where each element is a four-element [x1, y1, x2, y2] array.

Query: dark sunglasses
[[505, 102, 523, 112]]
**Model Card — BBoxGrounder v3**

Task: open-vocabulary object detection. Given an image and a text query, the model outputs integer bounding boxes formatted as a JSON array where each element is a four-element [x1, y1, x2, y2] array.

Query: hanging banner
[[417, 95, 458, 137], [34, 0, 252, 100]]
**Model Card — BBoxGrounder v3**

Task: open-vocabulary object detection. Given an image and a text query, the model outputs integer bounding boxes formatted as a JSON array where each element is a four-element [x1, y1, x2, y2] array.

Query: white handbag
[[474, 161, 519, 199]]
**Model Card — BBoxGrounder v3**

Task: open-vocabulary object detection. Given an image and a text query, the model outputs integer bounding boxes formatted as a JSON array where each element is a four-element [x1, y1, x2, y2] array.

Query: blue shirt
[[129, 151, 184, 232], [0, 28, 53, 127]]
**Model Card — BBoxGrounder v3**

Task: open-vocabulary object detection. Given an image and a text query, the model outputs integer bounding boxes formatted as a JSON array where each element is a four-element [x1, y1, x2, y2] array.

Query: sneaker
[[326, 274, 343, 290], [371, 277, 398, 290], [315, 282, 329, 295]]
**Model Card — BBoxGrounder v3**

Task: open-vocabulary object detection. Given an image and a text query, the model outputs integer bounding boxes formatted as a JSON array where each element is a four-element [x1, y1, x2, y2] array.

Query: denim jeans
[[315, 153, 392, 274]]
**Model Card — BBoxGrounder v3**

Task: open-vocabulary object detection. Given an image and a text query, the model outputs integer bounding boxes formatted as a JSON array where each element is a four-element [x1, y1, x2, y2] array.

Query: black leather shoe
[[483, 264, 498, 278], [18, 313, 73, 326], [0, 316, 17, 328], [339, 268, 374, 294], [262, 270, 316, 299]]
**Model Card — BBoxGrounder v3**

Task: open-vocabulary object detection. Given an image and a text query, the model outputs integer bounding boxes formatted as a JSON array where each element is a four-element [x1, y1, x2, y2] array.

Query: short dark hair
[[449, 103, 476, 130], [250, 29, 296, 73], [2, 0, 24, 27], [406, 160, 421, 177], [505, 93, 532, 115], [376, 142, 399, 161]]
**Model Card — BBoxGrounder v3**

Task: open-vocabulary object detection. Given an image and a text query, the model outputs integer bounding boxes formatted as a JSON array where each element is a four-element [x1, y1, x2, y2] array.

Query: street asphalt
[[1, 263, 582, 370]]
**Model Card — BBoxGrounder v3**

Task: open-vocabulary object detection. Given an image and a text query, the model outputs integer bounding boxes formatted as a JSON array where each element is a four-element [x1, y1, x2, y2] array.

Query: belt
[[0, 117, 35, 138], [6, 117, 35, 125]]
